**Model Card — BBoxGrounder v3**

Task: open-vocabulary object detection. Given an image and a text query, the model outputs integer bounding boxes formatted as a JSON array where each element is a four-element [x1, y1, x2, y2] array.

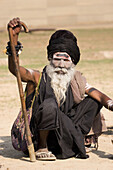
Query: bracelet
[[107, 100, 113, 110], [5, 41, 23, 56]]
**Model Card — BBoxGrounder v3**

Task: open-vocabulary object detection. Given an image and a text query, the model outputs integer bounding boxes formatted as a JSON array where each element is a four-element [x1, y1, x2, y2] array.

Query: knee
[[33, 98, 58, 129], [88, 97, 102, 113], [39, 98, 58, 117], [91, 97, 102, 109], [44, 98, 57, 111]]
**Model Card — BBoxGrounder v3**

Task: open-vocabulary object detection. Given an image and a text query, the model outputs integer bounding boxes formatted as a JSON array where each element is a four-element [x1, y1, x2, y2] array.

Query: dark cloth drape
[[26, 67, 102, 159]]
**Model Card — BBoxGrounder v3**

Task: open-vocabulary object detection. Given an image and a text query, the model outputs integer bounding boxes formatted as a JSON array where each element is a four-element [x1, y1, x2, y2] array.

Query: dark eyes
[[64, 59, 70, 61]]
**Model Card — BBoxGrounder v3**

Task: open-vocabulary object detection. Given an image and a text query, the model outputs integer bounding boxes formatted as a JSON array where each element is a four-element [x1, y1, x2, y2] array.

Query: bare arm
[[8, 18, 40, 85], [85, 87, 113, 111]]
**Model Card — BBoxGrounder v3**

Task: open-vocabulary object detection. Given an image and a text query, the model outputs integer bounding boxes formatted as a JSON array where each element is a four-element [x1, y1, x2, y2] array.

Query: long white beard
[[46, 64, 75, 105]]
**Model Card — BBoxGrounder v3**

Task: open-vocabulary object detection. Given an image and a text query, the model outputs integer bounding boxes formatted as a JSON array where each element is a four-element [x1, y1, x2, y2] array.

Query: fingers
[[8, 17, 20, 28]]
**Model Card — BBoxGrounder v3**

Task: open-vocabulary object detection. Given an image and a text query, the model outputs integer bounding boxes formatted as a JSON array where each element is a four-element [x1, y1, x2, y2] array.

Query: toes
[[36, 151, 56, 159]]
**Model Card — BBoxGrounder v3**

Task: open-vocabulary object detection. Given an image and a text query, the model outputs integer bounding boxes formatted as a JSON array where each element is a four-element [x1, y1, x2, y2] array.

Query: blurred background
[[0, 0, 113, 29]]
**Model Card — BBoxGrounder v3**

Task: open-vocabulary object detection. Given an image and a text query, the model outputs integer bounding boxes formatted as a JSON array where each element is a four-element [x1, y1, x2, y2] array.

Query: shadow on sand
[[0, 136, 26, 160], [91, 126, 113, 159], [92, 149, 113, 160], [0, 135, 113, 161], [103, 126, 113, 135]]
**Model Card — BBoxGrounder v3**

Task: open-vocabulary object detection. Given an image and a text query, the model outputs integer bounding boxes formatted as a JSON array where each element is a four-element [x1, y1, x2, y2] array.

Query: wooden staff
[[8, 22, 36, 162]]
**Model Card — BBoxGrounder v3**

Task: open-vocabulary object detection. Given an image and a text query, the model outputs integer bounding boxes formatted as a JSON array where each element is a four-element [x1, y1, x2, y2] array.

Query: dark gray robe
[[26, 67, 102, 159]]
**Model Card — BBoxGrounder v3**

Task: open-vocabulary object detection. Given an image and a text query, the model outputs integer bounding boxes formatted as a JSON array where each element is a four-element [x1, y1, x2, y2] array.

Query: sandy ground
[[0, 74, 113, 170]]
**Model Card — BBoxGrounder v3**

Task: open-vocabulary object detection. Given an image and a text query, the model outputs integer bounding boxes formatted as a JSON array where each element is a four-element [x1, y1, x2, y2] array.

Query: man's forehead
[[53, 52, 72, 61]]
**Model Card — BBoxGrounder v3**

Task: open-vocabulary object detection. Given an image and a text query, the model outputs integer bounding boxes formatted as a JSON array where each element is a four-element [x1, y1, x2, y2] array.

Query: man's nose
[[58, 59, 65, 68]]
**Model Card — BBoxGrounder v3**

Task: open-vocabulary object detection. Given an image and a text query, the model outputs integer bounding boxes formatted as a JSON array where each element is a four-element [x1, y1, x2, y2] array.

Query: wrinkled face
[[51, 52, 73, 70]]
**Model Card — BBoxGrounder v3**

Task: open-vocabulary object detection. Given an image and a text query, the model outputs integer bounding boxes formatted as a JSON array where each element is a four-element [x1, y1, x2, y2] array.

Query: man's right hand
[[8, 17, 21, 36]]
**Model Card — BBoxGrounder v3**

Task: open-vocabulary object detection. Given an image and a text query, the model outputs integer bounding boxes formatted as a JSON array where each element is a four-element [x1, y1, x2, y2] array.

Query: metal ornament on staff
[[8, 22, 36, 162]]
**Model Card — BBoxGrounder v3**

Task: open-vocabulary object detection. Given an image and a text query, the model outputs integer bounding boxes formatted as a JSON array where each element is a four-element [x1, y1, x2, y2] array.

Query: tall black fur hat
[[47, 30, 80, 65]]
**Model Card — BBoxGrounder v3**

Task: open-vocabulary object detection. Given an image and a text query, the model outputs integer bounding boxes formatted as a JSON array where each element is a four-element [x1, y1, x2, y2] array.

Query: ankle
[[37, 148, 48, 152], [38, 142, 47, 149]]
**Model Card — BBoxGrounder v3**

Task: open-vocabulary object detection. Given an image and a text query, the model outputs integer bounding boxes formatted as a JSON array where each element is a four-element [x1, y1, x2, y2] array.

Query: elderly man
[[7, 18, 113, 161]]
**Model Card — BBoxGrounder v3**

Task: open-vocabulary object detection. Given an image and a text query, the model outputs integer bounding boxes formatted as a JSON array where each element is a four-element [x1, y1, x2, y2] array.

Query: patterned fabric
[[11, 108, 32, 151]]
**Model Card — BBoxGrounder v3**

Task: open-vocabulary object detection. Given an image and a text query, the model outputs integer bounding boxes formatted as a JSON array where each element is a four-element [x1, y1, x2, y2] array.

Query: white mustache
[[54, 67, 68, 74]]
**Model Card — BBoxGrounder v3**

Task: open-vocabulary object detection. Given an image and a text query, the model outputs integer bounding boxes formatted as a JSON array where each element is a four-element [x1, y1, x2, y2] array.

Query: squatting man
[[7, 18, 113, 161]]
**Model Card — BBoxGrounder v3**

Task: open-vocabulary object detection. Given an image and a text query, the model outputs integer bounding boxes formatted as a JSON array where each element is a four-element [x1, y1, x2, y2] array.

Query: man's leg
[[78, 97, 102, 135], [34, 98, 58, 160], [69, 97, 102, 134], [35, 130, 56, 160], [37, 130, 49, 152], [66, 96, 102, 156]]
